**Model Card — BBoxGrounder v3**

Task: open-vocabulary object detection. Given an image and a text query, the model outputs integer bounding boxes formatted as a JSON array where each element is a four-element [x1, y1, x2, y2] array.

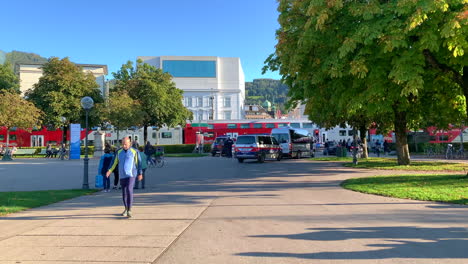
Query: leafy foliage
[[266, 0, 467, 165], [0, 90, 42, 146], [25, 57, 104, 128], [245, 79, 289, 111], [0, 63, 20, 93], [99, 90, 144, 131]]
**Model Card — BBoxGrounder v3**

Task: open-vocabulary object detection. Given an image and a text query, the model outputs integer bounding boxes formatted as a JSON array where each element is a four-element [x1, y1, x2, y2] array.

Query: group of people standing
[[98, 137, 150, 218]]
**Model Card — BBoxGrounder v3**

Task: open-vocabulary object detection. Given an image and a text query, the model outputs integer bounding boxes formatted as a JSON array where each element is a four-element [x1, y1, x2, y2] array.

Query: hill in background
[[0, 50, 48, 72], [245, 78, 289, 112]]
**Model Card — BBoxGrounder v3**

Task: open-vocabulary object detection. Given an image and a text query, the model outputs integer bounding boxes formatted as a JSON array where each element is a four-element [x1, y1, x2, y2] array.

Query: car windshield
[[272, 133, 289, 144], [236, 136, 256, 144], [215, 138, 226, 144]]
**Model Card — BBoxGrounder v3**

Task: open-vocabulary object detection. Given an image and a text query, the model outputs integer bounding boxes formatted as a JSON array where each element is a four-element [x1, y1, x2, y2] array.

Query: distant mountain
[[0, 50, 48, 72], [245, 78, 289, 112]]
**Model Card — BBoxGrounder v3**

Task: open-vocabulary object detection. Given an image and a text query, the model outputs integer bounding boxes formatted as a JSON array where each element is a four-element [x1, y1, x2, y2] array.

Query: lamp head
[[80, 96, 94, 110]]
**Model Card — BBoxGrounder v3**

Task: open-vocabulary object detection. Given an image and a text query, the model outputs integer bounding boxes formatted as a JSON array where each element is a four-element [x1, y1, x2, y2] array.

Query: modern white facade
[[138, 56, 245, 121], [17, 63, 108, 96]]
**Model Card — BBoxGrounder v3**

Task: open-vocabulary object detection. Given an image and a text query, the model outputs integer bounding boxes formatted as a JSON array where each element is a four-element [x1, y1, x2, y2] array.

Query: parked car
[[323, 141, 337, 155], [210, 136, 229, 156], [234, 134, 282, 163]]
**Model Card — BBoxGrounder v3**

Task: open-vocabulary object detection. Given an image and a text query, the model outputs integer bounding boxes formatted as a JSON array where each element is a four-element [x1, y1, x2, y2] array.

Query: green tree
[[0, 91, 42, 155], [25, 57, 103, 143], [99, 90, 144, 145], [113, 60, 192, 143], [0, 63, 20, 93], [266, 0, 467, 165]]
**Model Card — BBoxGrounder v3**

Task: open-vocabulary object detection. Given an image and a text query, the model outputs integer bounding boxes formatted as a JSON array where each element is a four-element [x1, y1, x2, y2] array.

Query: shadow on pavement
[[237, 226, 468, 259]]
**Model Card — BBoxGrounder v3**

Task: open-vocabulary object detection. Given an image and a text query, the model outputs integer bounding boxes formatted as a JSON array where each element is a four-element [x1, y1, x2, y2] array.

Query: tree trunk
[[464, 66, 468, 117], [359, 125, 368, 158], [143, 124, 148, 144], [116, 127, 120, 147], [394, 109, 410, 165]]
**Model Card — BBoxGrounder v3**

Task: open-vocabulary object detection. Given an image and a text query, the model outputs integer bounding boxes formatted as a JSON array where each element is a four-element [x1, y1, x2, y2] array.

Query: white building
[[17, 63, 108, 95], [138, 56, 245, 121]]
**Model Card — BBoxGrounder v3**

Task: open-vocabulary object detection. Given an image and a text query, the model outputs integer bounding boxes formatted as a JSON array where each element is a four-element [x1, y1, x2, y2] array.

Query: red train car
[[184, 119, 316, 144], [0, 127, 91, 147]]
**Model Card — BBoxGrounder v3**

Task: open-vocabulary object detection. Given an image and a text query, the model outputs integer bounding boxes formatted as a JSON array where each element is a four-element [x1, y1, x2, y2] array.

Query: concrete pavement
[[0, 156, 467, 263]]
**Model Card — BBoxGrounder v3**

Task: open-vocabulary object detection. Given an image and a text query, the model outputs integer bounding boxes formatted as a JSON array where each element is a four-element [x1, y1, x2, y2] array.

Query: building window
[[224, 111, 231, 120], [208, 111, 213, 120], [208, 124, 214, 129], [224, 97, 231, 107], [241, 124, 250, 129], [278, 123, 288, 128], [303, 123, 313, 128], [198, 112, 203, 121], [253, 124, 263, 128], [266, 124, 275, 128], [9, 135, 17, 141], [339, 130, 346, 136], [290, 123, 301, 128], [227, 124, 237, 129], [197, 97, 203, 107], [161, 132, 172, 139], [348, 130, 355, 136], [152, 132, 157, 139], [0, 135, 4, 141], [188, 97, 193, 107]]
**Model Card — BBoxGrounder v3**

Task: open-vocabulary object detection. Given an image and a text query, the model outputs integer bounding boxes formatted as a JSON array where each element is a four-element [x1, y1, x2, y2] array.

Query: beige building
[[16, 63, 108, 95]]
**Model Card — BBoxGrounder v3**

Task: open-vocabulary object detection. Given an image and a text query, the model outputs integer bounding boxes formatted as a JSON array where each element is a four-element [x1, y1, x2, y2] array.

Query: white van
[[271, 127, 314, 158]]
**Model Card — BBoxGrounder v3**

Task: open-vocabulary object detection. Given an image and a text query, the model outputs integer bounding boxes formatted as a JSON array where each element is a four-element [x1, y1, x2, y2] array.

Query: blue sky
[[1, 0, 281, 81]]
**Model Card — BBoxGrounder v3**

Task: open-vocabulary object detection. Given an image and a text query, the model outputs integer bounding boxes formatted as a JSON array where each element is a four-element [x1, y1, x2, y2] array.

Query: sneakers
[[113, 186, 117, 190], [121, 209, 128, 216], [127, 210, 132, 218]]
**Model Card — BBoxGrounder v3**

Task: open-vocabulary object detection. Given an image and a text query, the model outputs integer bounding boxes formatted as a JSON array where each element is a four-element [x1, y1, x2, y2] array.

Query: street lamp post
[[81, 96, 94, 189]]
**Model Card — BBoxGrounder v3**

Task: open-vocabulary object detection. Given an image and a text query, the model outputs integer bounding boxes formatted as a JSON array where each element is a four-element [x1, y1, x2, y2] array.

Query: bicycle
[[148, 154, 165, 168]]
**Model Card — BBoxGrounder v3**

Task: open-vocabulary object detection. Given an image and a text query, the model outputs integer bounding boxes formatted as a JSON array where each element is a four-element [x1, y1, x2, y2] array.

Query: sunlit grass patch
[[342, 174, 468, 205], [0, 189, 98, 216]]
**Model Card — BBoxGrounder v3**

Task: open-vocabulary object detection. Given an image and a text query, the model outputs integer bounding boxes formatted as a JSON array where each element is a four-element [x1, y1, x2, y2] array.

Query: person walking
[[98, 148, 114, 192], [135, 146, 148, 189], [106, 137, 142, 218]]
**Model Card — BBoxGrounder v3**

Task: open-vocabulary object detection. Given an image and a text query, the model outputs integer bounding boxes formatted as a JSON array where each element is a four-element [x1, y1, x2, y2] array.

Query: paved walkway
[[0, 157, 467, 263]]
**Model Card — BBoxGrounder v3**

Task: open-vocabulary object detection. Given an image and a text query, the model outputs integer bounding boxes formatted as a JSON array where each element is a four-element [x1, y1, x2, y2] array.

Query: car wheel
[[237, 158, 244, 163], [257, 153, 265, 163]]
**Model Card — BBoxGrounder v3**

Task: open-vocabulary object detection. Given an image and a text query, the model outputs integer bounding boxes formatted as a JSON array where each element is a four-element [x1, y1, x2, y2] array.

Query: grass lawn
[[0, 189, 98, 216], [165, 153, 209, 157], [342, 174, 468, 205], [311, 157, 467, 171]]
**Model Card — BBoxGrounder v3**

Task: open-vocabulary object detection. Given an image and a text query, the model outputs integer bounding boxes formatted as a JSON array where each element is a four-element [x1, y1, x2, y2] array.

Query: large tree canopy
[[0, 90, 42, 147], [266, 0, 467, 165], [113, 60, 192, 143], [26, 57, 103, 138]]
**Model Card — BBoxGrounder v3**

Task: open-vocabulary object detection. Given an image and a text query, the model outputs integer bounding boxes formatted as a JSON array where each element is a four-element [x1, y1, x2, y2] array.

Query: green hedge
[[156, 144, 211, 154], [16, 146, 95, 155]]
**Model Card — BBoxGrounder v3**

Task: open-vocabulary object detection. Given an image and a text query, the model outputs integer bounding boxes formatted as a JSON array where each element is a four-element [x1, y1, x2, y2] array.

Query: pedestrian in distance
[[135, 146, 148, 189], [225, 137, 234, 158], [106, 137, 143, 218], [375, 140, 381, 157], [98, 147, 114, 192]]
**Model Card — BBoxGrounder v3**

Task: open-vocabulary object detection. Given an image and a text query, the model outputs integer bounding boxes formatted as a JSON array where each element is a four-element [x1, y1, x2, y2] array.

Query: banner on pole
[[70, 123, 81, 160]]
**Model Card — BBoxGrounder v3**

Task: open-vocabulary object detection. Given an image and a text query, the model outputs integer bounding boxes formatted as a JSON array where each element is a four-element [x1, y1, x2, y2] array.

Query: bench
[[13, 149, 37, 156]]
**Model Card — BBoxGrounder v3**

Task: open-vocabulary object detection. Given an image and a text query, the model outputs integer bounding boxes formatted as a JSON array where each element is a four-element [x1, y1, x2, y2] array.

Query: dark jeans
[[103, 175, 110, 190], [120, 177, 136, 210], [134, 169, 146, 189], [113, 170, 119, 187]]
